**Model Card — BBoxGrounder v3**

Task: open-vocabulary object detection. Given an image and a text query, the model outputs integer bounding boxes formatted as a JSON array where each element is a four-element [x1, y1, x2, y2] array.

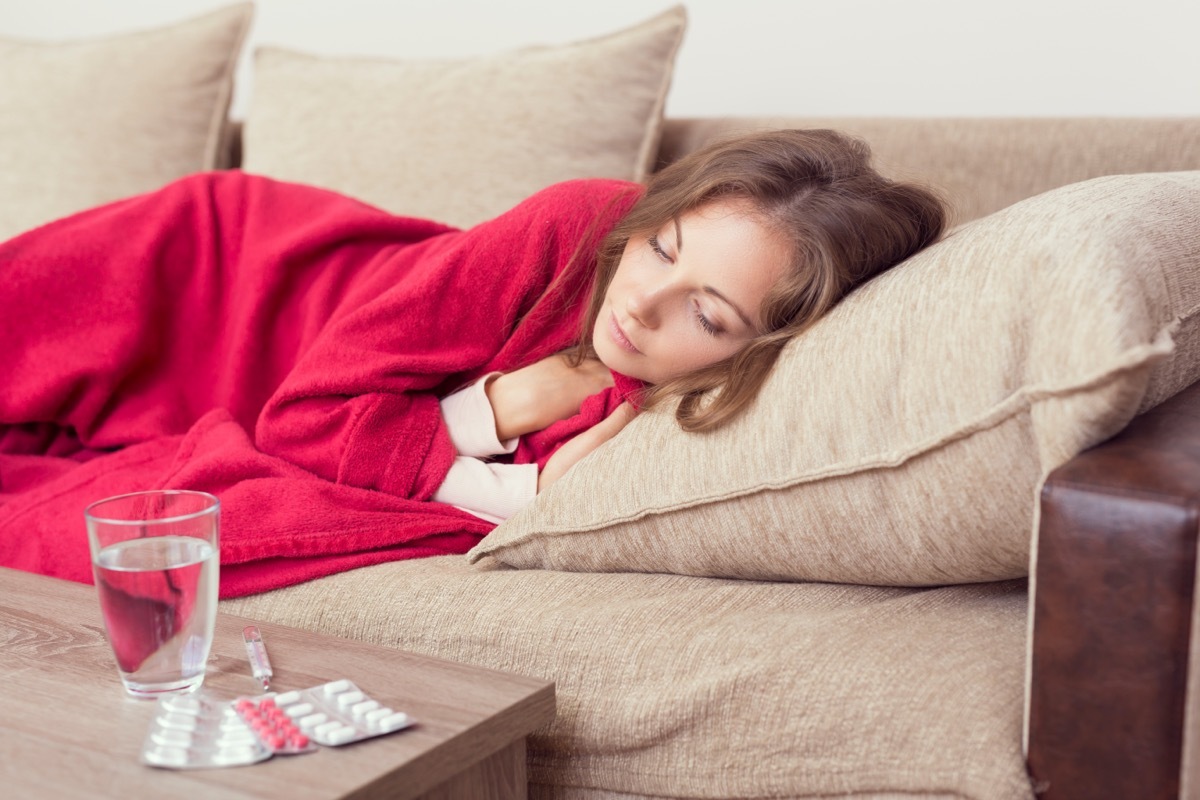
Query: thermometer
[[242, 625, 273, 691]]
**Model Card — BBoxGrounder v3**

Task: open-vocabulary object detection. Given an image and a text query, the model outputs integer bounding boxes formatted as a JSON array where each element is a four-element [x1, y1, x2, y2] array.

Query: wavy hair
[[571, 128, 948, 432]]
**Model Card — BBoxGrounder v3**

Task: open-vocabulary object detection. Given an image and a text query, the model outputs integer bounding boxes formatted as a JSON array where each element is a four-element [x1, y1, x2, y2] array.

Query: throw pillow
[[469, 171, 1200, 585], [0, 4, 251, 240], [241, 7, 686, 228]]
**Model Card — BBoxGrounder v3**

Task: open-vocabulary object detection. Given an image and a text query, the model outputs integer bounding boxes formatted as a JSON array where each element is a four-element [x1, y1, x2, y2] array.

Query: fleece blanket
[[0, 172, 642, 597]]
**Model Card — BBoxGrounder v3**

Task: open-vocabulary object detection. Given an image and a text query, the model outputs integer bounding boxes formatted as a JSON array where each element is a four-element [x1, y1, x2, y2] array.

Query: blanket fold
[[0, 171, 641, 596]]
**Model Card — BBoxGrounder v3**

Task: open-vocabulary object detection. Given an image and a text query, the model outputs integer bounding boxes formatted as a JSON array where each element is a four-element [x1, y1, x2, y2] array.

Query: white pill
[[319, 725, 357, 746], [351, 700, 380, 717], [364, 707, 392, 724], [322, 679, 352, 696], [315, 720, 343, 735], [284, 702, 314, 717], [213, 746, 260, 766], [274, 690, 302, 705], [298, 712, 328, 729], [151, 728, 193, 747], [157, 712, 198, 731], [377, 712, 411, 733], [145, 746, 189, 767], [336, 690, 365, 709], [220, 716, 251, 733], [217, 730, 258, 747]]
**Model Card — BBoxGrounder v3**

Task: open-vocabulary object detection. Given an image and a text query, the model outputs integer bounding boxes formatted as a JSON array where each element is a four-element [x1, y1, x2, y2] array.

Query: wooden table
[[0, 567, 555, 799]]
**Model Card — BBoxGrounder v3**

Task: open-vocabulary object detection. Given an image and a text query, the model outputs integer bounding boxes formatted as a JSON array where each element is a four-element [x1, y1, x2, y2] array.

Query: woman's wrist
[[485, 372, 533, 441]]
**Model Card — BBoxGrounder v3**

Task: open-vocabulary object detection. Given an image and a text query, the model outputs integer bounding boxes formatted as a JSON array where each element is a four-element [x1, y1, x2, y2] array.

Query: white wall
[[4, 0, 1198, 119]]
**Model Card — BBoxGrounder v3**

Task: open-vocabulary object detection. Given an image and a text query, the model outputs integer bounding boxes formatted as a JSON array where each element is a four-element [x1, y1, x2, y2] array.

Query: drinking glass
[[85, 490, 220, 698]]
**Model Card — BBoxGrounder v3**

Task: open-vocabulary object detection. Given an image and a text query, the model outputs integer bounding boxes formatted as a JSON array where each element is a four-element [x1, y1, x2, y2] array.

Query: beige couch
[[6, 4, 1200, 798], [218, 116, 1200, 800]]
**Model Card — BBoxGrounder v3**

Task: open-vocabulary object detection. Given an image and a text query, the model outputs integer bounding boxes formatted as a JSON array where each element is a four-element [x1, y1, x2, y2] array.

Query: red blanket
[[0, 172, 641, 596]]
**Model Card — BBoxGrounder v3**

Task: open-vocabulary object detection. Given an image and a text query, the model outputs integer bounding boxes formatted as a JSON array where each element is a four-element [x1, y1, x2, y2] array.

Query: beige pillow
[[0, 4, 251, 240], [469, 171, 1200, 585], [241, 7, 686, 228]]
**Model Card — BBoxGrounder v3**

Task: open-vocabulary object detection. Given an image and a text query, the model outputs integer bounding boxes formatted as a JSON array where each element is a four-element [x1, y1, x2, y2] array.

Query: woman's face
[[592, 198, 790, 385]]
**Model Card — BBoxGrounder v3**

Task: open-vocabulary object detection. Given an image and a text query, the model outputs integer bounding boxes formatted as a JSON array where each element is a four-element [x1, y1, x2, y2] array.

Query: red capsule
[[289, 733, 310, 748]]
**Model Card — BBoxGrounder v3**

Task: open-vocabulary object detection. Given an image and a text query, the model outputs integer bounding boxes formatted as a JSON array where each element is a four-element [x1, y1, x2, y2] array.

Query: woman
[[0, 128, 945, 594], [441, 128, 947, 519]]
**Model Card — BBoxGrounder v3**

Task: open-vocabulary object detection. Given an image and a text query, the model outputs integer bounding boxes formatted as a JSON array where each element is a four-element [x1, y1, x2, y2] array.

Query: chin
[[594, 338, 646, 382]]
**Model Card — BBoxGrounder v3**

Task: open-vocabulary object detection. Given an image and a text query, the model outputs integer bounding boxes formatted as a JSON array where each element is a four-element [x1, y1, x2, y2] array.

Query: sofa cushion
[[469, 171, 1200, 585], [0, 3, 251, 241], [223, 556, 1035, 799], [240, 7, 685, 229]]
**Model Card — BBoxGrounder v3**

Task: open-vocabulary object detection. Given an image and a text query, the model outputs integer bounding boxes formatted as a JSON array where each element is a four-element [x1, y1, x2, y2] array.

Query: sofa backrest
[[220, 116, 1200, 228], [657, 117, 1200, 225]]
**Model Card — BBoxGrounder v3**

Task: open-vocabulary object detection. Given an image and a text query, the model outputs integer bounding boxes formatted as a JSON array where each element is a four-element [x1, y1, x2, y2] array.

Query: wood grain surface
[[0, 567, 554, 799]]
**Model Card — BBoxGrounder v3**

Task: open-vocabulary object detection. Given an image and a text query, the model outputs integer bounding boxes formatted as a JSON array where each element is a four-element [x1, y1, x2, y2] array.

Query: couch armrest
[[1028, 379, 1200, 798]]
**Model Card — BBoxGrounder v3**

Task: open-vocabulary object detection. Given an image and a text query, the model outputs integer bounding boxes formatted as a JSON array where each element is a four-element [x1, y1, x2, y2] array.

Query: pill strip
[[142, 679, 414, 770], [141, 693, 272, 770], [232, 696, 315, 754], [250, 679, 413, 747]]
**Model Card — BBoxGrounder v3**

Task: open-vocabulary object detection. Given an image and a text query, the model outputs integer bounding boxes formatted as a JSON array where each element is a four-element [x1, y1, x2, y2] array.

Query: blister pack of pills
[[257, 679, 413, 747], [141, 693, 274, 769], [141, 679, 413, 770], [231, 695, 317, 754]]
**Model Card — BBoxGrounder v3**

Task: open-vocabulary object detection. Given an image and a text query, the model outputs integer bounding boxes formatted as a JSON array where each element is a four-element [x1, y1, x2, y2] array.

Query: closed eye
[[694, 302, 722, 336], [648, 234, 672, 263]]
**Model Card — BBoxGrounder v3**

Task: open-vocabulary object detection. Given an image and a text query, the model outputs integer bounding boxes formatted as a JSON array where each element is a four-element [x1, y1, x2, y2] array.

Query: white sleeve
[[432, 457, 539, 524], [439, 373, 519, 458]]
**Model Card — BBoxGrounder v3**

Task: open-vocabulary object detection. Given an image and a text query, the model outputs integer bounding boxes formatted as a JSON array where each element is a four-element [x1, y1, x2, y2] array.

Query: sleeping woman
[[0, 128, 946, 593]]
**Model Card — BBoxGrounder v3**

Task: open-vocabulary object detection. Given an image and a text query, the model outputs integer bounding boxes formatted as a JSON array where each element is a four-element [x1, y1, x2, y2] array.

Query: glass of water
[[85, 490, 220, 698]]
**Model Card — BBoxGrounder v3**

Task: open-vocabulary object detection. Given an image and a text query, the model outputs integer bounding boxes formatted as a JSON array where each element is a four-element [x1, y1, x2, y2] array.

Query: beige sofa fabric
[[223, 556, 1035, 799], [241, 7, 685, 229], [659, 117, 1200, 225], [0, 3, 251, 240], [471, 171, 1200, 586]]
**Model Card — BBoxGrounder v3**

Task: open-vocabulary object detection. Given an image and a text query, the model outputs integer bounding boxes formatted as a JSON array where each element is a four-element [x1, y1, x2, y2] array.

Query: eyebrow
[[673, 217, 756, 330]]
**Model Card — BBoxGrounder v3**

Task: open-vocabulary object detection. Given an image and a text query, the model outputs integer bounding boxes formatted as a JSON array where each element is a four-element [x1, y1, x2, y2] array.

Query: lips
[[608, 312, 641, 354]]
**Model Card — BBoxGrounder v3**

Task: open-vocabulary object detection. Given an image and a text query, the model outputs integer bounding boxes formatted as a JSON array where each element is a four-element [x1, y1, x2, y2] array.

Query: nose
[[626, 277, 670, 329]]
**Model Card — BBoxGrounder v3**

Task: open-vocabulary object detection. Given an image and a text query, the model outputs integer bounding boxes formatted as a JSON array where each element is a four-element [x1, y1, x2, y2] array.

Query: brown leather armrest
[[1028, 380, 1200, 798]]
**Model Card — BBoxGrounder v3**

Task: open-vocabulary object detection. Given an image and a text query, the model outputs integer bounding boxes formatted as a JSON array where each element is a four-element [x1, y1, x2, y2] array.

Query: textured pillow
[[241, 7, 685, 228], [0, 4, 251, 240], [469, 171, 1200, 585]]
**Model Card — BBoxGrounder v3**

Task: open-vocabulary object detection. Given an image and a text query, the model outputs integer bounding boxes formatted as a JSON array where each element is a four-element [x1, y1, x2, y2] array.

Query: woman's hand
[[538, 402, 637, 493], [486, 353, 614, 441]]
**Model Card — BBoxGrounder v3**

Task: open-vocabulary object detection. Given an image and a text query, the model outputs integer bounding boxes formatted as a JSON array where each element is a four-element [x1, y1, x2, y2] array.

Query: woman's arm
[[436, 360, 624, 520], [256, 179, 642, 501], [432, 457, 538, 523], [537, 402, 637, 492], [485, 354, 615, 441]]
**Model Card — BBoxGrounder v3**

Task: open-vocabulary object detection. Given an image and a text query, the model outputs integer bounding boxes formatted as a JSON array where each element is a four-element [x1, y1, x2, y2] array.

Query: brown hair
[[570, 128, 948, 432]]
